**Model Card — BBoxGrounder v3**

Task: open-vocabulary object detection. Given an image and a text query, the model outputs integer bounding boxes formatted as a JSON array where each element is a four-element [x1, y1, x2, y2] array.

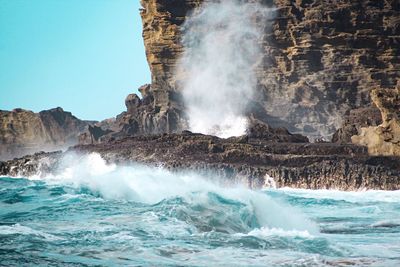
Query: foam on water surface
[[1, 153, 400, 266]]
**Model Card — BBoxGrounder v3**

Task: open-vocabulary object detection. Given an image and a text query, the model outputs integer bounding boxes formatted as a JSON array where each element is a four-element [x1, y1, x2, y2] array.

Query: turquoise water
[[1, 154, 400, 266]]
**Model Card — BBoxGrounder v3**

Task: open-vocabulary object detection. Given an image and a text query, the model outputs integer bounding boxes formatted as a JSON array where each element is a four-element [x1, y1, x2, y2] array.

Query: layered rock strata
[[352, 84, 400, 155], [332, 107, 382, 144], [139, 0, 400, 140], [0, 108, 93, 160]]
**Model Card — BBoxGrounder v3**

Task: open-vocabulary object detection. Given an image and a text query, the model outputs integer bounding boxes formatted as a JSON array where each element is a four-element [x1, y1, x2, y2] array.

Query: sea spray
[[178, 1, 275, 137], [30, 152, 318, 233], [1, 155, 400, 265]]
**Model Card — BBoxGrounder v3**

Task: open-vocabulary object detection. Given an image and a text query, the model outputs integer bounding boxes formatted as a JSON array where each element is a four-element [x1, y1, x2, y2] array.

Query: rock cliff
[[138, 0, 400, 140], [0, 107, 93, 160], [352, 83, 400, 155], [332, 106, 382, 144], [2, 0, 399, 189]]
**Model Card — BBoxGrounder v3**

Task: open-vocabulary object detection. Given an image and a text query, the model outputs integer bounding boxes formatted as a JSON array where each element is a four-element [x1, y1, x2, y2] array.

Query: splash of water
[[36, 153, 318, 234], [2, 154, 400, 265], [178, 1, 275, 137]]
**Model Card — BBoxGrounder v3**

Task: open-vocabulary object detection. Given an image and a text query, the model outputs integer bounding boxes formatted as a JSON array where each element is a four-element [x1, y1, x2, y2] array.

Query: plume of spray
[[178, 1, 275, 138]]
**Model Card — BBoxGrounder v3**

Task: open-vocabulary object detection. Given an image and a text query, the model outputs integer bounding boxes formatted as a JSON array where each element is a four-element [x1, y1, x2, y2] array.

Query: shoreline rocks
[[1, 132, 399, 191]]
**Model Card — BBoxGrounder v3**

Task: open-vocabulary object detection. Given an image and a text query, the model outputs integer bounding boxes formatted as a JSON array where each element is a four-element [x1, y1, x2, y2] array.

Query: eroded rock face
[[0, 108, 92, 160], [332, 107, 382, 144], [78, 84, 186, 144], [352, 84, 400, 155], [140, 0, 198, 99], [264, 0, 400, 139], [139, 0, 400, 140]]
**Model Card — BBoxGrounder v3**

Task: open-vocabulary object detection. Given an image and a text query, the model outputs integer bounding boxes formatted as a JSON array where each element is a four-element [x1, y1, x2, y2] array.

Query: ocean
[[1, 154, 399, 266]]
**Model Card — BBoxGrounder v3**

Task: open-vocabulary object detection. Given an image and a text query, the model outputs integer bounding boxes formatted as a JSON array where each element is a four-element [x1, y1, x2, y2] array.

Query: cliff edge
[[138, 0, 400, 141]]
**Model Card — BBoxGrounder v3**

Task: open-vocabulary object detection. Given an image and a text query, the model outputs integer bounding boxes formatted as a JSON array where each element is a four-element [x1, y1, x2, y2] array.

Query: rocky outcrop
[[246, 119, 309, 143], [78, 84, 185, 144], [139, 0, 400, 140], [2, 132, 399, 190], [3, 0, 399, 192], [0, 107, 93, 160], [332, 107, 382, 143], [77, 0, 400, 146], [263, 0, 400, 139], [352, 84, 400, 155]]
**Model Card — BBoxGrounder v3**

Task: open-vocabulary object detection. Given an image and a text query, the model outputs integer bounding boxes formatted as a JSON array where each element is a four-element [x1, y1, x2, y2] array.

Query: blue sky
[[0, 0, 150, 120]]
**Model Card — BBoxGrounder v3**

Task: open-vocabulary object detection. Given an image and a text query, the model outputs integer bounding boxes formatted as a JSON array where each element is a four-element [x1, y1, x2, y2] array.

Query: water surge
[[1, 153, 400, 266]]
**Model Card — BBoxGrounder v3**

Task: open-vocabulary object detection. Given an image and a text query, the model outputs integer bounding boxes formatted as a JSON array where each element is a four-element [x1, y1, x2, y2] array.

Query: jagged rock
[[332, 107, 382, 143], [0, 107, 93, 160], [3, 0, 400, 193], [0, 151, 63, 177], [79, 83, 186, 144], [77, 0, 399, 144], [247, 120, 309, 143], [1, 133, 399, 191], [125, 93, 141, 114], [352, 83, 400, 155], [138, 0, 400, 140], [79, 125, 114, 144], [138, 84, 152, 99]]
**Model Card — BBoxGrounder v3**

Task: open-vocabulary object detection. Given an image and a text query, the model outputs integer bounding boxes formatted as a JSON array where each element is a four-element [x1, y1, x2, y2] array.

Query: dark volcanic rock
[[0, 151, 63, 178], [247, 120, 309, 143], [2, 0, 399, 192], [332, 107, 382, 143], [0, 107, 93, 160], [1, 133, 399, 191]]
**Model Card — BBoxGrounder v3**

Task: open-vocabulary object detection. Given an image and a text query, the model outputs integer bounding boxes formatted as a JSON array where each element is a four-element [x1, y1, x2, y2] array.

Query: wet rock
[[1, 133, 398, 191], [0, 151, 63, 177]]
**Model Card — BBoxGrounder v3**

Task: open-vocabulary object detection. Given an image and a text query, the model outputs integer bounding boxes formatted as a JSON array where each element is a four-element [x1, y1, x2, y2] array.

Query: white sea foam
[[263, 174, 277, 189], [31, 153, 319, 235], [3, 153, 400, 265], [0, 224, 62, 241], [278, 187, 400, 203], [246, 227, 313, 238]]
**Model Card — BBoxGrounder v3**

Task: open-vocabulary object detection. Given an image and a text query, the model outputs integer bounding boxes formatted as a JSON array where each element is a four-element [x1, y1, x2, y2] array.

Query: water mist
[[178, 1, 275, 137]]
